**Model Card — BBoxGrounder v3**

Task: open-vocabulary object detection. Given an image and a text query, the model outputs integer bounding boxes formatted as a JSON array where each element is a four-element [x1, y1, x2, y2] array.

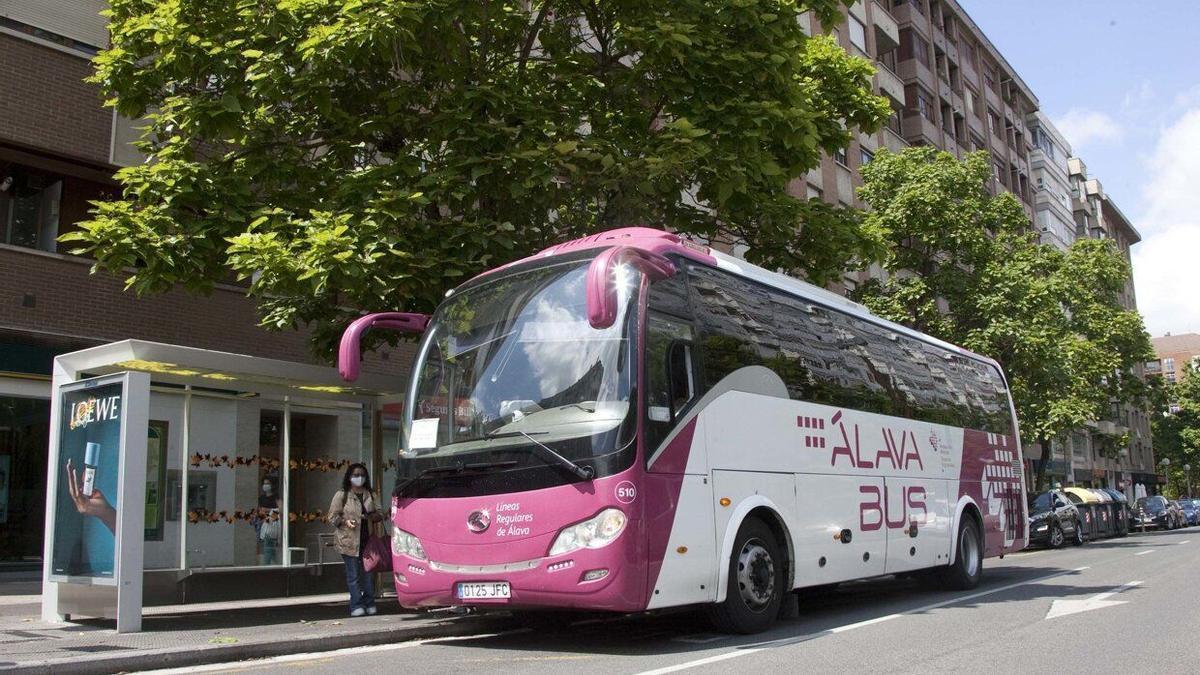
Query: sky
[[957, 0, 1200, 338]]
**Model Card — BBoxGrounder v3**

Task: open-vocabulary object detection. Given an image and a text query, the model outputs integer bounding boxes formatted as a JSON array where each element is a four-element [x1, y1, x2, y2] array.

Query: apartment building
[[1054, 157, 1156, 491], [1148, 333, 1200, 386], [824, 1, 1037, 210], [1027, 111, 1075, 251]]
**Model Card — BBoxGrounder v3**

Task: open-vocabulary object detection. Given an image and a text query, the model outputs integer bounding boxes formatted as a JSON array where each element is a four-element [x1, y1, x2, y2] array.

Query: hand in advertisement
[[66, 458, 116, 534], [346, 518, 357, 529]]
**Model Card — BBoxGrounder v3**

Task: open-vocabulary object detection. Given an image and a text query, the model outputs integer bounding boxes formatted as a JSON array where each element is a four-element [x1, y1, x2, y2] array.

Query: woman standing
[[328, 463, 384, 616], [255, 476, 280, 565]]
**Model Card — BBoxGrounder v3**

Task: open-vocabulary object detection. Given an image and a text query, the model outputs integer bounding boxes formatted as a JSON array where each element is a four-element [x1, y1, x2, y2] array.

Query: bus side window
[[666, 340, 696, 418], [646, 314, 696, 452]]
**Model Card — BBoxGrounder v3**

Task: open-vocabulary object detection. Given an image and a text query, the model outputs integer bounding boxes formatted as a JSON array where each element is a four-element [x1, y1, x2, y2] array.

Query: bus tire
[[938, 517, 982, 591], [706, 518, 784, 634]]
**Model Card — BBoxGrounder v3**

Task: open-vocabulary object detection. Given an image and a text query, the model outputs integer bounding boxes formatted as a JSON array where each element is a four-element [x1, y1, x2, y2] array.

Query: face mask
[[262, 484, 273, 495], [350, 475, 366, 487]]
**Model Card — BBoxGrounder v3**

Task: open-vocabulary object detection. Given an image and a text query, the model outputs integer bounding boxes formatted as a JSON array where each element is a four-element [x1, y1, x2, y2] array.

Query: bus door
[[644, 311, 717, 608], [882, 478, 951, 575], [793, 474, 887, 586]]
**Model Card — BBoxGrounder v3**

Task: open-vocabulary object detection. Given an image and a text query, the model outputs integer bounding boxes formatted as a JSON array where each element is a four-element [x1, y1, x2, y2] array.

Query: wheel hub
[[961, 528, 980, 577], [736, 539, 775, 611]]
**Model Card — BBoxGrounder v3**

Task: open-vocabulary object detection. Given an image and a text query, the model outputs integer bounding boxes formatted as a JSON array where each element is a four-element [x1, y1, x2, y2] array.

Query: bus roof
[[460, 227, 1001, 371]]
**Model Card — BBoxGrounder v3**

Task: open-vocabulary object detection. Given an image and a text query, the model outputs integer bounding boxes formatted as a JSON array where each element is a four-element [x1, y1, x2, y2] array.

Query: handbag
[[362, 532, 392, 572], [259, 509, 281, 542], [361, 493, 392, 572]]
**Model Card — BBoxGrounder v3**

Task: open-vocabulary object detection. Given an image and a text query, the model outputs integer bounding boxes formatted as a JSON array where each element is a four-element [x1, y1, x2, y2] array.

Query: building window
[[984, 66, 998, 93], [860, 148, 875, 166], [1, 166, 62, 253], [916, 89, 933, 121], [987, 110, 1000, 137], [848, 15, 867, 53], [894, 0, 925, 16], [834, 147, 848, 167]]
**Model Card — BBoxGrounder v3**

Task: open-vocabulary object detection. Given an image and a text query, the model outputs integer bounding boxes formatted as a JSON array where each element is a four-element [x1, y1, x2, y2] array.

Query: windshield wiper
[[394, 460, 519, 498], [514, 430, 594, 481], [484, 430, 548, 440]]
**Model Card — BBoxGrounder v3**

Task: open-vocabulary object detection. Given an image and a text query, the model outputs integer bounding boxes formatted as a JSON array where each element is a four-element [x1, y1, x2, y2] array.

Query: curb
[[1, 614, 505, 675]]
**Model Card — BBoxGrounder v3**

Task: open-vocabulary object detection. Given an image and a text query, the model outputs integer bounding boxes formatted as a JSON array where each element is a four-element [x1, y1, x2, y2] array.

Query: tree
[[1153, 370, 1200, 496], [67, 0, 890, 351], [854, 147, 1155, 492]]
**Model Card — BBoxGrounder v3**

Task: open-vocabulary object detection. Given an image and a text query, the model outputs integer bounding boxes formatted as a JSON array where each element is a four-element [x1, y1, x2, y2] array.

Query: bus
[[338, 227, 1027, 633]]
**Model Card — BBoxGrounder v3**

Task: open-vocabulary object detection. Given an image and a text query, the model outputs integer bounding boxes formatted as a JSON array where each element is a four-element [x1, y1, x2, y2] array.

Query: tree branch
[[518, 1, 553, 73]]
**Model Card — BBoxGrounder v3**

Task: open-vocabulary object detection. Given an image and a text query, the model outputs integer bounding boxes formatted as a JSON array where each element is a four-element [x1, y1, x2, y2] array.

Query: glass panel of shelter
[[173, 391, 368, 570], [287, 403, 366, 568]]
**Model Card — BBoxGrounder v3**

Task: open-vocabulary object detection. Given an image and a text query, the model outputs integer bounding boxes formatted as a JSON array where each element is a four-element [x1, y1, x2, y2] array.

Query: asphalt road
[[141, 527, 1200, 674]]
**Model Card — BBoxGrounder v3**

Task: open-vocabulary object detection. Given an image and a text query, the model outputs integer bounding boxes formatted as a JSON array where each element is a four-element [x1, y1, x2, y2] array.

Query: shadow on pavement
[[413, 563, 1122, 660]]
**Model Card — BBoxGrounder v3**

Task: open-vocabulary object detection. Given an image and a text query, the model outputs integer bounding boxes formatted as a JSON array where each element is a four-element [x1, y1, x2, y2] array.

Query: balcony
[[901, 113, 941, 146], [889, 1, 929, 30], [872, 2, 900, 52], [882, 126, 908, 153], [875, 65, 905, 105]]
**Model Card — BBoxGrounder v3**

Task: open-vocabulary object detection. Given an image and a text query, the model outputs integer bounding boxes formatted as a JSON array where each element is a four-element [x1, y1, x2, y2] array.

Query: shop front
[[0, 336, 62, 567], [46, 340, 403, 605]]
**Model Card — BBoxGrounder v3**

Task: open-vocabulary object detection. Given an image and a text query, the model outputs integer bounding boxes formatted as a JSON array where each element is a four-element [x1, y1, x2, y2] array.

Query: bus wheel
[[938, 518, 982, 591], [707, 518, 784, 634]]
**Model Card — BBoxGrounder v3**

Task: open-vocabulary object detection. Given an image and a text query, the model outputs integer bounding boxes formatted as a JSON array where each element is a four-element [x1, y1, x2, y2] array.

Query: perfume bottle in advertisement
[[82, 442, 100, 497]]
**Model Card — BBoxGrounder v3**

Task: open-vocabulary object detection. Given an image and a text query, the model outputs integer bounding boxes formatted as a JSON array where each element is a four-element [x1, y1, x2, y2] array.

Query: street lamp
[[1161, 458, 1171, 496]]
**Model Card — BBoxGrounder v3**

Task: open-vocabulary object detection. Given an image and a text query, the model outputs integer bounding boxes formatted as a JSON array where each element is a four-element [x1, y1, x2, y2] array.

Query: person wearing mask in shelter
[[255, 476, 280, 565], [327, 463, 384, 616]]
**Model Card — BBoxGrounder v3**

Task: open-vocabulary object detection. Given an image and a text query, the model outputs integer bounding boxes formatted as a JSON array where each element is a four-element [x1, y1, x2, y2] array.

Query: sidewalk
[[0, 579, 499, 674]]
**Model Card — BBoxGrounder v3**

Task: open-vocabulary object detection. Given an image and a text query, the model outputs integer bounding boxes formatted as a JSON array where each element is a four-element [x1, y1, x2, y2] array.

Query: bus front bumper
[[390, 544, 645, 613]]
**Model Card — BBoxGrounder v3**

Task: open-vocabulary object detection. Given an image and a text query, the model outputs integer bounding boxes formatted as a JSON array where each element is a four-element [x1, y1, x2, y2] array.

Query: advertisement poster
[[145, 421, 167, 541], [0, 455, 9, 525], [51, 380, 125, 581]]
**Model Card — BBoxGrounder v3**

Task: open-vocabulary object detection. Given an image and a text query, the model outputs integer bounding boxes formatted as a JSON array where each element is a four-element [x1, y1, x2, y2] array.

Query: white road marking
[[135, 631, 522, 674], [1044, 580, 1143, 620], [1135, 549, 1156, 556], [635, 566, 1091, 675], [1179, 540, 1191, 545]]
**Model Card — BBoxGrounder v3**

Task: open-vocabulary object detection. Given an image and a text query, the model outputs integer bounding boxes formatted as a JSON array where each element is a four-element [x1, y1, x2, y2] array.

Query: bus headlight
[[392, 528, 427, 560], [549, 509, 626, 556]]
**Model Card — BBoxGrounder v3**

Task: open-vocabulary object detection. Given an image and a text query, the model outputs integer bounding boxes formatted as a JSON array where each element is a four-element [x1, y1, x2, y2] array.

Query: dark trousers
[[341, 554, 376, 611]]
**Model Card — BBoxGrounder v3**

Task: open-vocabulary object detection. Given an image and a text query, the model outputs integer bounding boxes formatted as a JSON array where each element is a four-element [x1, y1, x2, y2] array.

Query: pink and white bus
[[339, 227, 1027, 633]]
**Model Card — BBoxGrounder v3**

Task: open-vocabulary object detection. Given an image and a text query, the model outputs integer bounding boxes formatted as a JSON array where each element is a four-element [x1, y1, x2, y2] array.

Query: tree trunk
[[1033, 436, 1052, 493]]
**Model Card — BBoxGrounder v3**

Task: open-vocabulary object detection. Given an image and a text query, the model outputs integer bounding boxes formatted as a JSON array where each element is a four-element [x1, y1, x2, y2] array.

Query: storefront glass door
[[0, 396, 50, 562]]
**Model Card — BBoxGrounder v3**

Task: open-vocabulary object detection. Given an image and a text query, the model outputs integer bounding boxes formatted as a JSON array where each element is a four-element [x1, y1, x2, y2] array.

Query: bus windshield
[[399, 256, 639, 495]]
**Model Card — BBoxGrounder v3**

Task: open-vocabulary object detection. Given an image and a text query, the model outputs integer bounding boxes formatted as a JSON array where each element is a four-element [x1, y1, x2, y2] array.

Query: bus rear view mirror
[[586, 246, 677, 329], [338, 312, 431, 382]]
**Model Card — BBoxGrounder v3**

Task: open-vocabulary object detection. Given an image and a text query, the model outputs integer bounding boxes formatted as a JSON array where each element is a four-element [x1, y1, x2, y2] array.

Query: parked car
[[1028, 490, 1086, 548], [1174, 500, 1198, 527], [1131, 496, 1179, 530]]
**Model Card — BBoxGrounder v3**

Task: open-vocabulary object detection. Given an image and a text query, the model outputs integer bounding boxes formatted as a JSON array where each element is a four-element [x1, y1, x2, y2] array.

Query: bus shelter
[[42, 340, 403, 612]]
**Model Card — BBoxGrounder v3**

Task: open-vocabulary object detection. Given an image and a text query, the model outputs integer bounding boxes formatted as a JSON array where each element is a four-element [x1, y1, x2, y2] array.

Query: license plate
[[456, 582, 511, 600]]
